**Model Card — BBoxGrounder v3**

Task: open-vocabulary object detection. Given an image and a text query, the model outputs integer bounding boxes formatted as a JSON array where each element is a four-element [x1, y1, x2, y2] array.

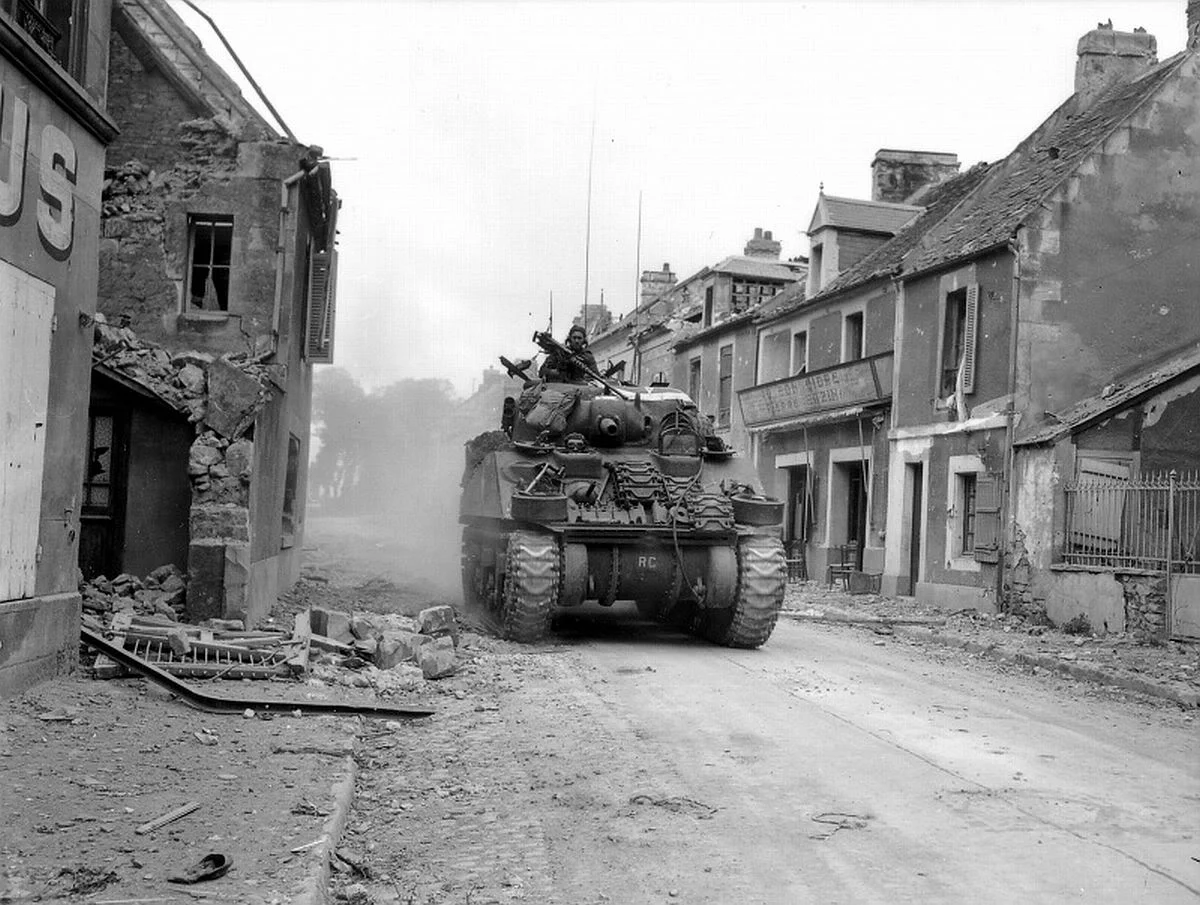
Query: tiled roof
[[755, 163, 994, 324], [707, 255, 806, 282], [809, 195, 922, 235], [814, 164, 995, 300], [904, 52, 1188, 275], [1016, 342, 1200, 446]]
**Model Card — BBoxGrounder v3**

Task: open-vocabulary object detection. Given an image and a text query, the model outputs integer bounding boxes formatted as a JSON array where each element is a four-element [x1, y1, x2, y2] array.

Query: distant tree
[[310, 368, 368, 506]]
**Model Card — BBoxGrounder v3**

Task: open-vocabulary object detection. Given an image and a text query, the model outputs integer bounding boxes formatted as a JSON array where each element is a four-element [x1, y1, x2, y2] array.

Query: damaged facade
[[0, 0, 117, 694], [85, 0, 339, 627]]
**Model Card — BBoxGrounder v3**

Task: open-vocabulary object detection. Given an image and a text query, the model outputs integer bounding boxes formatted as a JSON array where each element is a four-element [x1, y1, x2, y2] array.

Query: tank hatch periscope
[[460, 334, 787, 647]]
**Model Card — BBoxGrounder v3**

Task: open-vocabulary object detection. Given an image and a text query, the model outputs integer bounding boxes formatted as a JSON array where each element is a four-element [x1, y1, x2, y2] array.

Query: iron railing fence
[[1063, 469, 1200, 572]]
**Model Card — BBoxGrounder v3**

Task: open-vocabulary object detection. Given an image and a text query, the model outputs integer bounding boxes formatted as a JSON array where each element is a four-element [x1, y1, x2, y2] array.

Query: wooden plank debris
[[134, 801, 200, 835]]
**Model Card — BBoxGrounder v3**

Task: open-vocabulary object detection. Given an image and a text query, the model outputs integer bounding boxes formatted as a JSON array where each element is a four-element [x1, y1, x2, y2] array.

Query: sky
[[170, 0, 1189, 397]]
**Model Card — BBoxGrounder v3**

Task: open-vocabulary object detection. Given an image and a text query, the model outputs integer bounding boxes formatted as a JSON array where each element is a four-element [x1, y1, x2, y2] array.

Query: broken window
[[12, 0, 88, 78], [843, 311, 864, 362], [717, 344, 733, 428], [282, 433, 300, 544], [940, 285, 979, 399], [83, 412, 115, 512], [792, 330, 808, 375], [186, 215, 233, 312]]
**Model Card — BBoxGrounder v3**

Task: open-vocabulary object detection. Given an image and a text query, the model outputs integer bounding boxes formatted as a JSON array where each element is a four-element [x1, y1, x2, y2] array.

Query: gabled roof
[[1015, 342, 1200, 446], [755, 164, 994, 326], [704, 255, 806, 282], [904, 51, 1189, 275], [114, 0, 277, 139], [808, 194, 922, 235], [814, 163, 995, 300]]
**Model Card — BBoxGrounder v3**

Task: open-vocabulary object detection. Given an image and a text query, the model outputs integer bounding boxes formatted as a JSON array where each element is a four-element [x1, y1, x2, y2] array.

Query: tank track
[[501, 530, 560, 643], [704, 536, 786, 648]]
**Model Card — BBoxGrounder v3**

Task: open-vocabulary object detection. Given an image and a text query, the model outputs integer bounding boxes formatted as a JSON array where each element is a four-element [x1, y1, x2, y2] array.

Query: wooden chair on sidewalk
[[785, 541, 807, 583], [825, 542, 859, 590]]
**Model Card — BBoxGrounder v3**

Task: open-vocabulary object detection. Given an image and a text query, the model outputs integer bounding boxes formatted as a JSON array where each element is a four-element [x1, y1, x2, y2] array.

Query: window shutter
[[305, 246, 337, 363], [961, 283, 979, 394], [973, 472, 1001, 563]]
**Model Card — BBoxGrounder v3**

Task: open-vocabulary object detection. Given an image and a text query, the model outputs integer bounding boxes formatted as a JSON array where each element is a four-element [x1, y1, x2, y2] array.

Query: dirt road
[[335, 608, 1199, 904]]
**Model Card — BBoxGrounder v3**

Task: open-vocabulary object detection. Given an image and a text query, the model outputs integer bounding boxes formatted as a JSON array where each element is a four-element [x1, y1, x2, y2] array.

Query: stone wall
[[92, 320, 274, 623]]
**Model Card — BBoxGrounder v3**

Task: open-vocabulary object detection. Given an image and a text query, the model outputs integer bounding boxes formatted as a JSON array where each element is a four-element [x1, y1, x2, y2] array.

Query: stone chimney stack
[[639, 263, 676, 308], [1189, 0, 1200, 49], [1075, 23, 1157, 106], [871, 150, 960, 204], [744, 227, 781, 259]]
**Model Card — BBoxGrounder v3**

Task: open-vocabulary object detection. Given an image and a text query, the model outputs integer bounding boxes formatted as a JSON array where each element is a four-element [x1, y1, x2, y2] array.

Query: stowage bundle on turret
[[459, 333, 787, 648]]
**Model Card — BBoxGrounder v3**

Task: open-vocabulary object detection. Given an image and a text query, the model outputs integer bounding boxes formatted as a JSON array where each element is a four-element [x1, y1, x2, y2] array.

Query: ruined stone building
[[0, 0, 117, 696], [83, 0, 338, 627]]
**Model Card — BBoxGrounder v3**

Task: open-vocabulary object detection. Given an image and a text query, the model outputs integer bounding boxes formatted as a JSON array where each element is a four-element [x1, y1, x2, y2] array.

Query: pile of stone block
[[308, 605, 461, 682], [81, 564, 188, 621]]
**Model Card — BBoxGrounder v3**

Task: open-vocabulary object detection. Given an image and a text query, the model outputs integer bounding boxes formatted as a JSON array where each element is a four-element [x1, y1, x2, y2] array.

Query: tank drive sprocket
[[501, 530, 560, 643], [703, 535, 786, 648]]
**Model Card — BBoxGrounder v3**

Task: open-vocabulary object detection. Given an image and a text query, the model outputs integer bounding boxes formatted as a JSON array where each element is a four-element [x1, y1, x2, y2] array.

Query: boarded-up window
[[758, 329, 790, 384], [1, 261, 54, 601], [1070, 457, 1132, 553]]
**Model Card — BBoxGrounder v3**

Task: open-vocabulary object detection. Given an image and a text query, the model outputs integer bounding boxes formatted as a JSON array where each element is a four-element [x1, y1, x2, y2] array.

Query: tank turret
[[460, 335, 787, 647]]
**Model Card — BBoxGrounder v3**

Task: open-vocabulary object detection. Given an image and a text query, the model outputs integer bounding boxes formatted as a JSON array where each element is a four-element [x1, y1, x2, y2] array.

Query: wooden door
[[0, 262, 54, 601]]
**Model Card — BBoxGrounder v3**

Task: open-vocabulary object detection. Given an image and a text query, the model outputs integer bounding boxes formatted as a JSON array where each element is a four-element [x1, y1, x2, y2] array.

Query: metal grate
[[1063, 469, 1200, 572]]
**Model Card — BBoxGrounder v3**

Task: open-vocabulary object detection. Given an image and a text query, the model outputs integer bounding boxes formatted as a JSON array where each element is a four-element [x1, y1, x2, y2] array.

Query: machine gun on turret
[[532, 331, 632, 399]]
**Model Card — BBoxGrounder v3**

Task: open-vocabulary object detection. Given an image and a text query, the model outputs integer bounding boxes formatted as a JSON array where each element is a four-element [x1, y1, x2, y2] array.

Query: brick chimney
[[639, 263, 676, 308], [871, 150, 960, 204], [744, 227, 781, 259], [1075, 22, 1157, 107], [1189, 0, 1200, 49]]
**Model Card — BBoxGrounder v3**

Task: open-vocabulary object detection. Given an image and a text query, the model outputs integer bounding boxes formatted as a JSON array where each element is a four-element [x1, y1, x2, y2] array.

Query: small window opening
[[187, 215, 233, 312]]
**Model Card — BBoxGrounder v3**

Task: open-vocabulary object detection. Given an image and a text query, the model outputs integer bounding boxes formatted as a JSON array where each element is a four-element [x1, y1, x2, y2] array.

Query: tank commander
[[539, 325, 598, 384]]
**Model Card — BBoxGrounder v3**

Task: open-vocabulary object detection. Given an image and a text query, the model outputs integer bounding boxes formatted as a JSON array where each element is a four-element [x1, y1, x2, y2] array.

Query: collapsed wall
[[92, 319, 275, 623]]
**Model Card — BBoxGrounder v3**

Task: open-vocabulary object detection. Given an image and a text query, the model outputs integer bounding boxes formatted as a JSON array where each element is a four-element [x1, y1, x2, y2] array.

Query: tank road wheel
[[703, 536, 786, 649], [501, 530, 560, 643]]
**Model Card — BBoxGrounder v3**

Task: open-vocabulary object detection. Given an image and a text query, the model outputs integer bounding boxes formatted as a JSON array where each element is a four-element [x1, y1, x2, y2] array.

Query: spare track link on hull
[[704, 536, 786, 648], [502, 530, 560, 643]]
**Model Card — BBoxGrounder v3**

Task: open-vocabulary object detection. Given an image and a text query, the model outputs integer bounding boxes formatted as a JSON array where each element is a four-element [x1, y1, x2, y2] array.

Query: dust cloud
[[308, 367, 509, 598]]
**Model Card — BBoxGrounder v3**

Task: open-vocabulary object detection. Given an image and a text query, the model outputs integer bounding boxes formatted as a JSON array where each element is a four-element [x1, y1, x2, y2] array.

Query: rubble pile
[[82, 596, 465, 690], [306, 604, 464, 690], [81, 564, 188, 621], [93, 319, 276, 430]]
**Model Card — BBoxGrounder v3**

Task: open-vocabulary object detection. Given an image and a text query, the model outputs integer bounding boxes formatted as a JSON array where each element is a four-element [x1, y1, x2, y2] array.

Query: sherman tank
[[459, 332, 788, 648]]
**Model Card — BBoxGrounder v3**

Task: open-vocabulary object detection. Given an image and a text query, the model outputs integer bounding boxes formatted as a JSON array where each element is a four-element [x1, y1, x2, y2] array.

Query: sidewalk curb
[[783, 611, 946, 627], [896, 626, 1200, 709], [293, 753, 358, 905]]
